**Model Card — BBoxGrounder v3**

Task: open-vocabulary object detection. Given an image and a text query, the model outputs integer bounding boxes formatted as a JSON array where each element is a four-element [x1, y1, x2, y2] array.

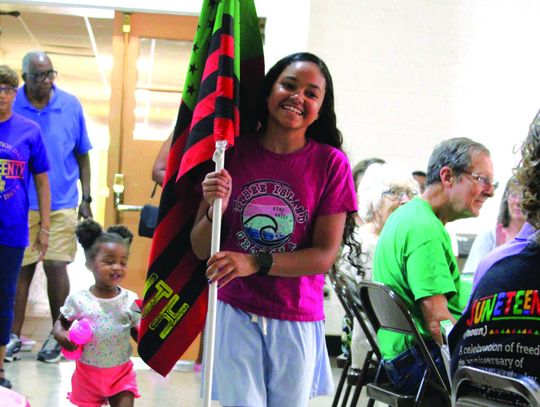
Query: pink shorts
[[68, 359, 140, 407]]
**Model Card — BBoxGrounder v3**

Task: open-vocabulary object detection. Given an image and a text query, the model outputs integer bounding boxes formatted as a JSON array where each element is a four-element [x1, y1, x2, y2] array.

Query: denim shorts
[[382, 341, 447, 394]]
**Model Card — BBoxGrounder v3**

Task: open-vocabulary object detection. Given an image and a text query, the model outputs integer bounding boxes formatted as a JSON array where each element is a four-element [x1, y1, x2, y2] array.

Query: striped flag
[[138, 0, 264, 376]]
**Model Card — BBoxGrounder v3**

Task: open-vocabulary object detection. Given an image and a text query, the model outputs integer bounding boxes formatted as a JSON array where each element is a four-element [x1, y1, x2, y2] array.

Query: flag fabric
[[138, 0, 264, 377]]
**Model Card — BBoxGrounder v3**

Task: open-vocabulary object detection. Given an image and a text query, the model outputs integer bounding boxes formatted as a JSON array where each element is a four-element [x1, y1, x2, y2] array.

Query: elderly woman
[[463, 176, 525, 277], [340, 162, 419, 369]]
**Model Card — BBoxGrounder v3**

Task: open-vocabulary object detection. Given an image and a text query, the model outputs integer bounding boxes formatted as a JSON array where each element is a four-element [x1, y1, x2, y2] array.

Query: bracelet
[[40, 227, 50, 235], [205, 207, 213, 223]]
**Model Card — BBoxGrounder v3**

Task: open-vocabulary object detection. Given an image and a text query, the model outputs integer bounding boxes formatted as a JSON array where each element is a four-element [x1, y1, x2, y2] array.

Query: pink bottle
[[61, 318, 93, 360]]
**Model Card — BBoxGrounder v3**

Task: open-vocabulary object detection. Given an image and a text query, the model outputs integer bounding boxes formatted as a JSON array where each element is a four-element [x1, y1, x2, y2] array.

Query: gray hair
[[352, 157, 386, 190], [358, 163, 419, 222], [426, 137, 490, 186], [0, 65, 19, 87], [22, 51, 50, 74]]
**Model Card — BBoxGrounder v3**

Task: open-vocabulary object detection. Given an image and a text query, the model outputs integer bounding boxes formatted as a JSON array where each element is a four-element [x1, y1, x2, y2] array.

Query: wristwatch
[[256, 252, 273, 276], [81, 195, 92, 204]]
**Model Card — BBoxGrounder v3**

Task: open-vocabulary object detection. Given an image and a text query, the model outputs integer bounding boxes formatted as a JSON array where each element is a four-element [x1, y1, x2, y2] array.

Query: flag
[[137, 0, 264, 377]]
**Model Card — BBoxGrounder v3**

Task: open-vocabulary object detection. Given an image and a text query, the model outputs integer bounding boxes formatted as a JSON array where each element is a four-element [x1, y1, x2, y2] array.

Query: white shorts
[[206, 300, 334, 407]]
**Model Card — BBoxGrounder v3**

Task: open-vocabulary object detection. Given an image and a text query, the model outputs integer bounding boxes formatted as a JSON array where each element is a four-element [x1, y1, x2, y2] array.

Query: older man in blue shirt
[[6, 51, 93, 364]]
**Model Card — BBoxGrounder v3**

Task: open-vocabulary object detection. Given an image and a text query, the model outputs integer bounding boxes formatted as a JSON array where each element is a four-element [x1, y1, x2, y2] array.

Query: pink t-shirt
[[217, 135, 357, 321]]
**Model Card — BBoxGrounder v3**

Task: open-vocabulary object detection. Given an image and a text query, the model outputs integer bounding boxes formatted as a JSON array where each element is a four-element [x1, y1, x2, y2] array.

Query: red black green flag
[[138, 0, 264, 376]]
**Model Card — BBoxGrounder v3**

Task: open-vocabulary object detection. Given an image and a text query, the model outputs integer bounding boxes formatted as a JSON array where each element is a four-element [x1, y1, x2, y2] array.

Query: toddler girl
[[54, 219, 141, 407]]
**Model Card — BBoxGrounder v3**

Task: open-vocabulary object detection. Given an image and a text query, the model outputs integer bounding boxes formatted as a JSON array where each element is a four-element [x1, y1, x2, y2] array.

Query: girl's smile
[[266, 61, 326, 132], [89, 242, 129, 297]]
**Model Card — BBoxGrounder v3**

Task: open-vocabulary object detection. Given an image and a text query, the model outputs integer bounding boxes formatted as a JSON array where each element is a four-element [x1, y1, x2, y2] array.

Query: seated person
[[338, 157, 385, 358], [450, 111, 540, 406], [462, 176, 525, 277], [373, 137, 496, 393], [412, 170, 427, 193], [339, 163, 418, 369]]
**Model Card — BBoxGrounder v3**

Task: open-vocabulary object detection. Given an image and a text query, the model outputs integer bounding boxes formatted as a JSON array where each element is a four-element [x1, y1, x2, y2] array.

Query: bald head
[[21, 51, 55, 104], [22, 51, 52, 74]]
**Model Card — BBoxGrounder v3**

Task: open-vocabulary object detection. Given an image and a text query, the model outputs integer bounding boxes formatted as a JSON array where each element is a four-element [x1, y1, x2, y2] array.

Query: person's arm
[[419, 294, 457, 345], [130, 298, 141, 342], [462, 228, 495, 275], [206, 212, 346, 287], [152, 134, 172, 186], [53, 316, 77, 351], [76, 152, 93, 219], [130, 326, 139, 342], [190, 169, 232, 259], [33, 172, 50, 261]]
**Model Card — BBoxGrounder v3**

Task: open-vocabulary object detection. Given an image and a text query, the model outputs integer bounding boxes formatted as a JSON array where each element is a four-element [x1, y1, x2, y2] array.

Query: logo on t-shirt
[[234, 179, 308, 253], [466, 289, 540, 327], [0, 141, 25, 200]]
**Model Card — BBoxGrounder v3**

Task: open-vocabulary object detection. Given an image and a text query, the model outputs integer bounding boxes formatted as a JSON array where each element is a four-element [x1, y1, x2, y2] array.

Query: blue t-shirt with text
[[0, 113, 49, 247]]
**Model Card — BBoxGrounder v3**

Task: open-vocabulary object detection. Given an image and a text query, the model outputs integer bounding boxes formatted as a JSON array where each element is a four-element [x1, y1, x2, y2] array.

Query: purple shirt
[[471, 222, 537, 293], [217, 136, 357, 321], [13, 85, 92, 210], [0, 113, 49, 247]]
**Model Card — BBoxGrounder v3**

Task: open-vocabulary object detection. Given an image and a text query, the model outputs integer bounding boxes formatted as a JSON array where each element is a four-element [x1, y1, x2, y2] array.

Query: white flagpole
[[202, 140, 228, 407]]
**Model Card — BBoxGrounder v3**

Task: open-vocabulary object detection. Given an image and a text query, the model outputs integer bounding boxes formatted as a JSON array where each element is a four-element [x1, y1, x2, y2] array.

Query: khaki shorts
[[22, 208, 77, 266]]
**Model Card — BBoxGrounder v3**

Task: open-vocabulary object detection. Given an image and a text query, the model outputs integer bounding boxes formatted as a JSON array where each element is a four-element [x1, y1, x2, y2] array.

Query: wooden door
[[106, 11, 199, 359]]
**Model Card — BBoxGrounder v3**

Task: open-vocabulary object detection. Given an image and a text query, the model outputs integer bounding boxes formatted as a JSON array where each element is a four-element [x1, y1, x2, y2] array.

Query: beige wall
[[8, 0, 540, 232], [307, 0, 540, 233]]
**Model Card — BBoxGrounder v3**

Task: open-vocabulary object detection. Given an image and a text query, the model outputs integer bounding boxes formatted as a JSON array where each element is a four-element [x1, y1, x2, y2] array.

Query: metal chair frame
[[358, 281, 451, 406], [329, 267, 378, 407], [328, 267, 355, 407], [452, 366, 540, 407]]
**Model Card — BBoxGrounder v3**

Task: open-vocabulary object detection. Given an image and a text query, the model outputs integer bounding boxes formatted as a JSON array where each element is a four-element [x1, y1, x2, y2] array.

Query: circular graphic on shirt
[[242, 195, 294, 248], [0, 141, 25, 201]]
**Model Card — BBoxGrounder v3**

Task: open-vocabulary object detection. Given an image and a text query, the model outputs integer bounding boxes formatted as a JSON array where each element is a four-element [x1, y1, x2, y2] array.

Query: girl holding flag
[[191, 52, 359, 406]]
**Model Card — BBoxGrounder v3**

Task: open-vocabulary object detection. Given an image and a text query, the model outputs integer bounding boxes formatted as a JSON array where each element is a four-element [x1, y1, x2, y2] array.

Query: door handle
[[112, 173, 144, 212], [117, 204, 144, 212]]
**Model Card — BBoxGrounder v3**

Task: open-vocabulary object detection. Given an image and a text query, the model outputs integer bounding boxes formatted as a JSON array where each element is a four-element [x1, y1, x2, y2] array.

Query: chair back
[[452, 366, 540, 407], [339, 274, 382, 361], [328, 265, 355, 322], [329, 267, 382, 407], [358, 281, 450, 393], [358, 281, 417, 336]]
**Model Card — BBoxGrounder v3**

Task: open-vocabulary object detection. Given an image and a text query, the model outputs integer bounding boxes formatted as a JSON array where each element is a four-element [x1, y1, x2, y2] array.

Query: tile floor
[[4, 316, 375, 407]]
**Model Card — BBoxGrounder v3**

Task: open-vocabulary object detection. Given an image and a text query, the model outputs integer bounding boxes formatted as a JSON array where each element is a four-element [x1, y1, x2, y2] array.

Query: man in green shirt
[[373, 137, 496, 392]]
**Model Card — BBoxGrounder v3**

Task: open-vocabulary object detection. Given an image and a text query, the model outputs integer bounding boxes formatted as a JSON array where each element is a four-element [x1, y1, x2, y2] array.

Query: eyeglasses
[[0, 86, 17, 95], [462, 170, 499, 191], [507, 191, 522, 200], [382, 187, 418, 201], [27, 70, 57, 82]]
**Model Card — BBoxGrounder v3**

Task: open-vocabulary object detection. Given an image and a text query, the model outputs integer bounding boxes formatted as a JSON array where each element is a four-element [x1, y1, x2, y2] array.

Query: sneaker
[[4, 334, 21, 362], [0, 375, 12, 389], [37, 332, 61, 363]]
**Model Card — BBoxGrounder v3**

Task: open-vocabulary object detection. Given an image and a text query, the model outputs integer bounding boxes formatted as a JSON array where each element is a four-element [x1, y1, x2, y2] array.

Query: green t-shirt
[[373, 198, 462, 359]]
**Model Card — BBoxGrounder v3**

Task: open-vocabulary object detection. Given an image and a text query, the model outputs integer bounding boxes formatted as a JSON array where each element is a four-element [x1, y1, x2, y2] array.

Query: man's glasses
[[462, 170, 499, 191], [27, 70, 57, 82], [382, 187, 418, 201], [0, 86, 17, 95]]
